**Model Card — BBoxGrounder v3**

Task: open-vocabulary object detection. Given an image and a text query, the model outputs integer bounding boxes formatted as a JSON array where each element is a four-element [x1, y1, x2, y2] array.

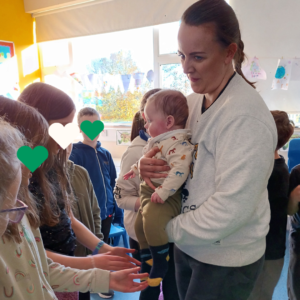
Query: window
[[39, 22, 192, 126]]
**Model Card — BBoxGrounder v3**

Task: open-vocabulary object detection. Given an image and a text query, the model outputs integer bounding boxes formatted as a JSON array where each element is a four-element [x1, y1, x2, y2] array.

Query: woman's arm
[[165, 116, 275, 245]]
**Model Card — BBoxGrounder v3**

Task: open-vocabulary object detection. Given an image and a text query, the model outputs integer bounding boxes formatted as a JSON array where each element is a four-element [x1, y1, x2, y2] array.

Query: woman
[[17, 83, 140, 300], [139, 1, 277, 299]]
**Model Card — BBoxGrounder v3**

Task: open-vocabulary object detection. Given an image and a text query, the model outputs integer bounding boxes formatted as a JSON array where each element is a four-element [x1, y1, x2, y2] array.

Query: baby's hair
[[146, 89, 189, 128], [271, 110, 294, 150], [140, 88, 162, 113], [77, 107, 100, 124], [0, 118, 25, 243]]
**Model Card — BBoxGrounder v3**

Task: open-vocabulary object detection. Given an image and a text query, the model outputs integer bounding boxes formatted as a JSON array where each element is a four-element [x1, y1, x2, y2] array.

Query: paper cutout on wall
[[121, 74, 131, 93], [0, 40, 15, 64], [116, 130, 131, 146], [133, 72, 145, 89], [272, 59, 293, 90], [242, 57, 267, 80], [146, 70, 154, 82], [291, 59, 300, 81], [21, 44, 39, 76]]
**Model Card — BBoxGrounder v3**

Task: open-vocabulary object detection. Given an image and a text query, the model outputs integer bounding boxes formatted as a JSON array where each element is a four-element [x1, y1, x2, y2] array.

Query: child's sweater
[[131, 129, 194, 201], [0, 216, 110, 300]]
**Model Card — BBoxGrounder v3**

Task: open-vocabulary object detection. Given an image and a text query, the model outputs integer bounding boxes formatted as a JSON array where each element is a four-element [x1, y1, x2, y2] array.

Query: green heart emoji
[[80, 120, 105, 141], [17, 146, 49, 172]]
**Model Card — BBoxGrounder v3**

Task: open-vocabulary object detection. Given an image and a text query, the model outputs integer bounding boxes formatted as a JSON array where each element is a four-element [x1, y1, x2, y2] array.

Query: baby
[[124, 89, 194, 287]]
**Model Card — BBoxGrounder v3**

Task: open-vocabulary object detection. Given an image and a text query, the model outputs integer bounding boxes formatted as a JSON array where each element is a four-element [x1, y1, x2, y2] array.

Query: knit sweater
[[114, 136, 146, 240], [0, 216, 110, 300], [67, 161, 103, 257], [166, 73, 277, 267]]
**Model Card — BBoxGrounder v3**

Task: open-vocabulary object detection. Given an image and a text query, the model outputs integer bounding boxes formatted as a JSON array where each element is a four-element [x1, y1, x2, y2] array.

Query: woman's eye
[[178, 53, 185, 59], [195, 56, 203, 61]]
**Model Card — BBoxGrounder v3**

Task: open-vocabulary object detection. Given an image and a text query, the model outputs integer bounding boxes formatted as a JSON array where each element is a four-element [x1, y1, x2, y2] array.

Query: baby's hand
[[123, 170, 136, 180], [151, 192, 164, 204]]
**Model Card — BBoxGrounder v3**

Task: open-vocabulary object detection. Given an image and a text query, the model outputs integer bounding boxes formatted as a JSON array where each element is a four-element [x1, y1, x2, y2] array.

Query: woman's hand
[[134, 198, 141, 212], [123, 170, 136, 180], [93, 252, 138, 271], [139, 147, 170, 190], [109, 267, 148, 293], [151, 192, 164, 204]]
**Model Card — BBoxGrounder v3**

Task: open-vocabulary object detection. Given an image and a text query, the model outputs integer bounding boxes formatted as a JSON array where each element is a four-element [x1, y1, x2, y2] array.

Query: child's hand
[[123, 170, 136, 180], [107, 246, 141, 266], [109, 267, 148, 293], [93, 252, 138, 271], [151, 192, 164, 204]]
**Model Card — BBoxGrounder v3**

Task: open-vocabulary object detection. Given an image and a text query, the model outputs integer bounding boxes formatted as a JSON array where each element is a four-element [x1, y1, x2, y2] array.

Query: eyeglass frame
[[0, 200, 28, 223]]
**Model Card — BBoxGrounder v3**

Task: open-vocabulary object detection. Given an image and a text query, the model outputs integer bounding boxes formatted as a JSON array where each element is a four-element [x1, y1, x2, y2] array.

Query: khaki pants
[[135, 181, 182, 249]]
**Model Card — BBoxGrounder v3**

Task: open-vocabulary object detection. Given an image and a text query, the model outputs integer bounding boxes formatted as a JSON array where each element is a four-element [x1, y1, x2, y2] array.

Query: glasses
[[0, 200, 28, 223]]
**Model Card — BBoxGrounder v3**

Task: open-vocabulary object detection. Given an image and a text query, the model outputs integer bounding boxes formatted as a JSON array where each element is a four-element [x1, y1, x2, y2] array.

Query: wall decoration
[[146, 70, 154, 82], [133, 72, 144, 89], [116, 130, 131, 146], [272, 59, 293, 90], [121, 74, 131, 93], [242, 57, 267, 80], [0, 40, 15, 64]]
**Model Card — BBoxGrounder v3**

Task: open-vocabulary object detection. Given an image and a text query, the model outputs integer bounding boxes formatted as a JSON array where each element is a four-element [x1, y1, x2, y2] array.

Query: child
[[0, 118, 148, 300], [70, 107, 121, 245], [124, 89, 194, 287], [248, 110, 294, 300], [66, 143, 103, 256]]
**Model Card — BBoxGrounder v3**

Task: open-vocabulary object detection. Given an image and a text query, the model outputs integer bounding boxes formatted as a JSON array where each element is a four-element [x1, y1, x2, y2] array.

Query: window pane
[[161, 64, 193, 96], [71, 26, 154, 124], [41, 40, 70, 67], [159, 22, 180, 55]]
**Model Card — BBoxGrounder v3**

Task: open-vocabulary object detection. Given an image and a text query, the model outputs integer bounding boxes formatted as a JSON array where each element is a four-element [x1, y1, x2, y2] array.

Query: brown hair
[[18, 83, 75, 226], [140, 88, 162, 112], [271, 110, 294, 150], [182, 0, 255, 88], [0, 98, 45, 242], [146, 89, 189, 128], [77, 107, 100, 124], [131, 111, 146, 142]]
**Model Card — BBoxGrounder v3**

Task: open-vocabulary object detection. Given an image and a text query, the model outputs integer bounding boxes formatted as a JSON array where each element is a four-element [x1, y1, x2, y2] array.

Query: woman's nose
[[182, 58, 194, 75]]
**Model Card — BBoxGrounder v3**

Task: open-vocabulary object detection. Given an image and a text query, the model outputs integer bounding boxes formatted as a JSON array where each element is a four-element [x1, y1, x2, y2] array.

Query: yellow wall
[[0, 0, 41, 91]]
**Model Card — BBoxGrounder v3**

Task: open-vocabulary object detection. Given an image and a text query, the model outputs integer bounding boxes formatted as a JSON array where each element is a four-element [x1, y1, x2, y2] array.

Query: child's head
[[271, 110, 294, 151], [144, 89, 189, 137], [0, 118, 24, 238], [77, 107, 101, 142], [130, 89, 162, 141]]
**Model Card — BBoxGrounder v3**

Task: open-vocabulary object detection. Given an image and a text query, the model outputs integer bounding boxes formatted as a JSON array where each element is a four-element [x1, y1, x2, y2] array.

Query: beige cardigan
[[0, 216, 110, 300]]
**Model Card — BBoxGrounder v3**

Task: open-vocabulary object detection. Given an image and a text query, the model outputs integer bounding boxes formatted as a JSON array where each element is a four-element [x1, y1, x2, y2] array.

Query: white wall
[[232, 0, 300, 113]]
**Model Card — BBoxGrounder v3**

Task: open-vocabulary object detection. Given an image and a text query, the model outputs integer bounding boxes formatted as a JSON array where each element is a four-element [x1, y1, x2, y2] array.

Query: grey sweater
[[166, 73, 277, 267]]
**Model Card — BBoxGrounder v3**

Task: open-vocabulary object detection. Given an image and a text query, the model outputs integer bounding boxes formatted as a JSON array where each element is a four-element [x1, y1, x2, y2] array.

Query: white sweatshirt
[[166, 73, 277, 267], [131, 130, 194, 201], [114, 136, 146, 240], [0, 216, 110, 300]]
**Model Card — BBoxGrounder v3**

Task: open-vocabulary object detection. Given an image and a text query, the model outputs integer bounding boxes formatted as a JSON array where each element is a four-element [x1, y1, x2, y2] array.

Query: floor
[[91, 232, 290, 300]]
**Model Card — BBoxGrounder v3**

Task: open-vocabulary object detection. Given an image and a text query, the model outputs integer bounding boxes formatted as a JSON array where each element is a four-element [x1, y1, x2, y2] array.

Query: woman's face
[[0, 167, 22, 237], [49, 109, 76, 154], [178, 23, 233, 95]]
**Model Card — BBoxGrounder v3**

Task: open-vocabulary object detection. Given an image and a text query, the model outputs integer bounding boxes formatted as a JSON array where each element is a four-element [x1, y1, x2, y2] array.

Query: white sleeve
[[166, 116, 275, 245]]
